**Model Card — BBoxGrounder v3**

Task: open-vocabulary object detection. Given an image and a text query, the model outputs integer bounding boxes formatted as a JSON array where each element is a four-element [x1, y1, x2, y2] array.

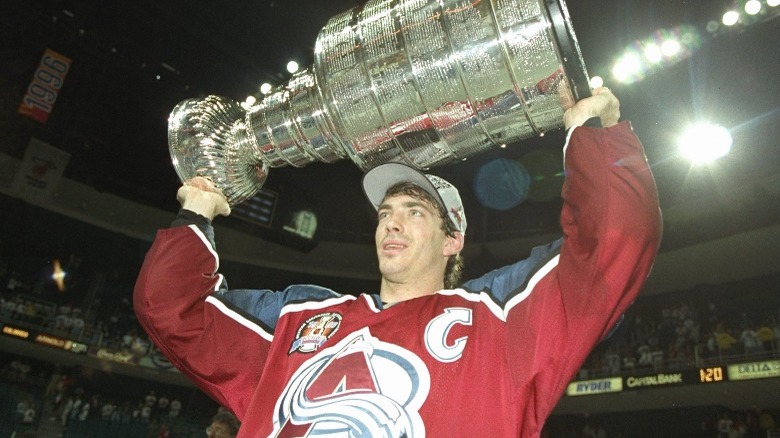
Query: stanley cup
[[168, 0, 591, 205]]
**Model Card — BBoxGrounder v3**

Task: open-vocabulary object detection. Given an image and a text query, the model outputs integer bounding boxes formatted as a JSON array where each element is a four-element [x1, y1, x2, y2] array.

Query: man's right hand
[[176, 176, 231, 221]]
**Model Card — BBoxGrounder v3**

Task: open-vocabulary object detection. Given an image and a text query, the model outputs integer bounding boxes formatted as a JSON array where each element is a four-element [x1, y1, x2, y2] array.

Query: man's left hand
[[563, 87, 620, 129]]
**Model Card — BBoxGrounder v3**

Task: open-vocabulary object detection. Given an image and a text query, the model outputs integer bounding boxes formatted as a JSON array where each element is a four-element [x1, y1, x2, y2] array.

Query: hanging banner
[[11, 138, 71, 204], [18, 48, 72, 123]]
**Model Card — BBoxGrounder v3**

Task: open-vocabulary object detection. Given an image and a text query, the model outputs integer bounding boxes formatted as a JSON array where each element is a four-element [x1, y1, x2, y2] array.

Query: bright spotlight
[[260, 83, 273, 94], [589, 76, 604, 88], [612, 53, 641, 82], [245, 95, 257, 105], [745, 0, 761, 14], [52, 259, 67, 292], [286, 60, 299, 74], [769, 0, 780, 7], [677, 123, 732, 164], [661, 40, 681, 57], [644, 44, 663, 63], [722, 10, 740, 26]]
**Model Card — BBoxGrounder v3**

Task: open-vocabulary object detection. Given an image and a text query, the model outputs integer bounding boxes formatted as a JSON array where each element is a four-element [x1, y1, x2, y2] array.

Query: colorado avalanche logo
[[273, 328, 430, 437]]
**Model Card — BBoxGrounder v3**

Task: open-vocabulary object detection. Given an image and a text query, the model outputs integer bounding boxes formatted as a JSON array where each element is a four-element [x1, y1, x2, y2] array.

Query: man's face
[[207, 420, 234, 438], [375, 193, 454, 284]]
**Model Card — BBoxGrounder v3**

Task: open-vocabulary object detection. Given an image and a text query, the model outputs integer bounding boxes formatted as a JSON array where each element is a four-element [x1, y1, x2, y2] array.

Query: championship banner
[[11, 138, 70, 204], [18, 48, 71, 123]]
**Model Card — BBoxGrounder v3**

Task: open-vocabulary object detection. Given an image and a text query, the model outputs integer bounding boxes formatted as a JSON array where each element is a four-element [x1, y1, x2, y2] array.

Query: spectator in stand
[[140, 403, 152, 422], [157, 393, 170, 419], [717, 412, 734, 438], [637, 341, 653, 370], [207, 408, 241, 438], [122, 330, 136, 351], [131, 334, 150, 355], [604, 348, 621, 375], [621, 346, 636, 373], [715, 329, 738, 357], [78, 398, 91, 421], [756, 321, 775, 353], [144, 390, 157, 408], [168, 397, 182, 419], [582, 419, 607, 438], [101, 399, 116, 421], [731, 414, 747, 438], [775, 321, 780, 348], [61, 395, 75, 426], [704, 332, 718, 359], [71, 308, 85, 338], [758, 409, 776, 433], [14, 299, 27, 322], [740, 325, 764, 356], [61, 311, 74, 335], [0, 295, 15, 319], [22, 401, 36, 425]]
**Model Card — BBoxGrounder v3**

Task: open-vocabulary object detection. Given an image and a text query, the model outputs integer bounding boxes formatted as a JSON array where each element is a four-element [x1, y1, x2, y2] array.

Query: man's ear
[[443, 232, 465, 256]]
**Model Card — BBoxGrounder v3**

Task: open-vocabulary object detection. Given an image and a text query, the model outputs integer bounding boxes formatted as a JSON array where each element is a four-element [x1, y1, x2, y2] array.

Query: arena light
[[610, 25, 702, 84], [260, 83, 273, 94], [52, 259, 67, 292], [589, 76, 604, 88], [612, 52, 641, 82], [722, 10, 740, 26], [744, 0, 762, 14], [677, 123, 732, 164], [660, 39, 681, 57], [768, 0, 780, 7], [286, 60, 299, 74], [644, 43, 663, 63]]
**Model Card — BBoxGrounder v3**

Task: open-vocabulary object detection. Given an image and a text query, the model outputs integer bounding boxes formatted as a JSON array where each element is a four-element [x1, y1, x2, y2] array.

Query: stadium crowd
[[0, 242, 778, 437]]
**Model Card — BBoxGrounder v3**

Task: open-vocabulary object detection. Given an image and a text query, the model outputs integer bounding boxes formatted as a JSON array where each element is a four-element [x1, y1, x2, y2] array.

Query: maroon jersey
[[134, 121, 661, 437]]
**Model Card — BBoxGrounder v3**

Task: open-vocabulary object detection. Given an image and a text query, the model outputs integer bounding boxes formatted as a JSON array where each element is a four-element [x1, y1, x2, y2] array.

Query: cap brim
[[362, 163, 444, 211]]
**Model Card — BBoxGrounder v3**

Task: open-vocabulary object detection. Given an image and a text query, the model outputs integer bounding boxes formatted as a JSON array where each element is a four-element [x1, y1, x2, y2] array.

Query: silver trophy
[[168, 0, 590, 205]]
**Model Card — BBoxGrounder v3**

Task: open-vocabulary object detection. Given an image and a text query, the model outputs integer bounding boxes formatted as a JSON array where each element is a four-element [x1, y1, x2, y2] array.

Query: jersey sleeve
[[133, 223, 272, 419], [500, 122, 662, 416]]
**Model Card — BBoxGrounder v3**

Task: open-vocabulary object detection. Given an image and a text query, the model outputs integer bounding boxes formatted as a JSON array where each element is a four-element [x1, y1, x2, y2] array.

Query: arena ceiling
[[1, 0, 779, 284]]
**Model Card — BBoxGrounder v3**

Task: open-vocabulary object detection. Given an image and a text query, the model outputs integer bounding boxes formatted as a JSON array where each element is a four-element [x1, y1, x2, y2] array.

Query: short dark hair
[[211, 408, 240, 437], [383, 182, 464, 288]]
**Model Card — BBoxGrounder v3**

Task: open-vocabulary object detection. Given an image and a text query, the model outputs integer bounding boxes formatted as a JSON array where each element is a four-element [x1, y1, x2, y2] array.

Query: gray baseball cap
[[362, 162, 467, 234]]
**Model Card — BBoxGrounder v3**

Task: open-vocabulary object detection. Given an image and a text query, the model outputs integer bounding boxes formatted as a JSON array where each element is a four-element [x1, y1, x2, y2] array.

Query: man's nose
[[384, 215, 403, 232]]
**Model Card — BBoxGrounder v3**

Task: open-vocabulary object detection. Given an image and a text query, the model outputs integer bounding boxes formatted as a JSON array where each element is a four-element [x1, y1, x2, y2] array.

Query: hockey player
[[134, 87, 662, 437]]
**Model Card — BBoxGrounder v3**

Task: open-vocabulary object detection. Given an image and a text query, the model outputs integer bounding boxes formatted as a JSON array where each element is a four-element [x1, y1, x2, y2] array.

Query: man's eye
[[410, 209, 423, 217], [378, 211, 389, 220]]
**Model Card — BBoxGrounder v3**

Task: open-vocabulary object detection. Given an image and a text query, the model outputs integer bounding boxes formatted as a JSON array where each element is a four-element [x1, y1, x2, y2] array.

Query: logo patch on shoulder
[[289, 312, 343, 354]]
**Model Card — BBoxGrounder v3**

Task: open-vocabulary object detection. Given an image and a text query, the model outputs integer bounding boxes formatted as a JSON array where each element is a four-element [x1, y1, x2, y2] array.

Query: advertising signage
[[728, 360, 780, 381]]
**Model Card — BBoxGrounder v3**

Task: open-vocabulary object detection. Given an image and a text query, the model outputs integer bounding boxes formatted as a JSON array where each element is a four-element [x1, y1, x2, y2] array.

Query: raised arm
[[556, 87, 662, 330], [498, 89, 662, 419], [133, 178, 265, 419]]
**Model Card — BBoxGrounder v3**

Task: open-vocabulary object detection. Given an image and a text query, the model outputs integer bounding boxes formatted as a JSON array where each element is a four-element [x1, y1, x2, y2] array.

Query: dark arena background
[[1, 0, 779, 436]]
